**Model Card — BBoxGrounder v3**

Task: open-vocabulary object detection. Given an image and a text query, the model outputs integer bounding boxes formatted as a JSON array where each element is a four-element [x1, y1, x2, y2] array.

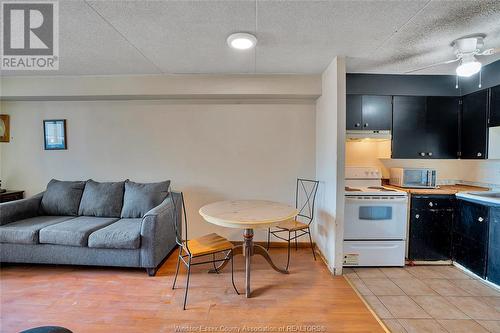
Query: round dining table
[[199, 200, 298, 298]]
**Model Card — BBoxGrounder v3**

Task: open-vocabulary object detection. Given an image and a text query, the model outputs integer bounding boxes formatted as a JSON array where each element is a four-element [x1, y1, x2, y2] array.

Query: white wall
[[0, 99, 316, 241], [314, 57, 346, 274]]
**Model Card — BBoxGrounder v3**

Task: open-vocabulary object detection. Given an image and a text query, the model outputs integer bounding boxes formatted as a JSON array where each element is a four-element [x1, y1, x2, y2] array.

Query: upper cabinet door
[[461, 90, 489, 159], [346, 95, 392, 130], [346, 95, 362, 130], [392, 96, 428, 158], [361, 95, 392, 130], [490, 85, 500, 127], [426, 97, 459, 159]]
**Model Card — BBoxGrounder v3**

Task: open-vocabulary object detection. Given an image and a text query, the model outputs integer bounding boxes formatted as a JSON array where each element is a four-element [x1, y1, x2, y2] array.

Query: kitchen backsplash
[[346, 140, 500, 187]]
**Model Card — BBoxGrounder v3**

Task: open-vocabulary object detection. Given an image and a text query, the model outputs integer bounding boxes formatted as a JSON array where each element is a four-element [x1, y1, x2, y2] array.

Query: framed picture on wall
[[0, 114, 10, 142], [44, 119, 67, 150]]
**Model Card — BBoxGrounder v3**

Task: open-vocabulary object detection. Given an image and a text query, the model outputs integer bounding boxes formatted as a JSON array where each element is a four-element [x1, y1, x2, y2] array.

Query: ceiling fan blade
[[405, 58, 460, 74], [478, 48, 500, 56]]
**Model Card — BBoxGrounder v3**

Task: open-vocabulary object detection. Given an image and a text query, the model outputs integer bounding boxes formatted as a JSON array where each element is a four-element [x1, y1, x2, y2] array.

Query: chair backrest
[[169, 190, 191, 255], [295, 178, 319, 225]]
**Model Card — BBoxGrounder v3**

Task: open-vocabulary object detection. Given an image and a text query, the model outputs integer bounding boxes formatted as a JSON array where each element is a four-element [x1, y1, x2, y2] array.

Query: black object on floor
[[20, 326, 73, 333]]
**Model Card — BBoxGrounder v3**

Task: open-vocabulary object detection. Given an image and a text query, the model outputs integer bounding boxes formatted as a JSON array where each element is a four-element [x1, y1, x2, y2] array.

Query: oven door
[[344, 196, 408, 240]]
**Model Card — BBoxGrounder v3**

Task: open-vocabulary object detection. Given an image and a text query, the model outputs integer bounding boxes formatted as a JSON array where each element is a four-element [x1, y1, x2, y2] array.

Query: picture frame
[[43, 119, 67, 150], [0, 114, 10, 143]]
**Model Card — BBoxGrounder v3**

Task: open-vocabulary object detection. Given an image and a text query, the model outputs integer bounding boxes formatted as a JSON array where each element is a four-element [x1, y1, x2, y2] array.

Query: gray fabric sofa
[[0, 179, 181, 276]]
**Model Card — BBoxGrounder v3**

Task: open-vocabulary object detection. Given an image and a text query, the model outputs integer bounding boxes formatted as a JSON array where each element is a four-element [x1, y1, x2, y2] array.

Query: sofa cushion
[[121, 180, 170, 218], [39, 216, 119, 247], [88, 218, 142, 249], [41, 180, 86, 216], [0, 216, 75, 244], [78, 180, 125, 217]]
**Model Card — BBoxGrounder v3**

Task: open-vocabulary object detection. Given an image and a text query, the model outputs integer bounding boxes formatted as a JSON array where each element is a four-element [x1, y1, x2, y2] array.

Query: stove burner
[[345, 187, 361, 192]]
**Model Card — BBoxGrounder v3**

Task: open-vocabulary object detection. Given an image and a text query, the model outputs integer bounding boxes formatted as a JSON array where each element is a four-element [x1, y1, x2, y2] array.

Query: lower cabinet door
[[408, 209, 452, 261], [452, 232, 488, 278], [455, 200, 489, 243], [487, 207, 500, 285], [488, 243, 500, 285]]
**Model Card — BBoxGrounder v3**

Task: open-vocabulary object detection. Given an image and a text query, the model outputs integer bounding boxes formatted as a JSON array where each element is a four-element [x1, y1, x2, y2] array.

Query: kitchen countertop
[[384, 184, 490, 195]]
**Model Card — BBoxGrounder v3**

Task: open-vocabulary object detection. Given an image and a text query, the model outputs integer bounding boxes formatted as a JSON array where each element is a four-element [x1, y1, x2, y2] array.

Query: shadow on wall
[[314, 207, 336, 268]]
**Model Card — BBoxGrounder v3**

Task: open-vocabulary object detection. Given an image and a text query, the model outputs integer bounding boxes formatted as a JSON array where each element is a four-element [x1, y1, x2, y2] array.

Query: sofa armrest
[[140, 192, 182, 268], [0, 192, 44, 226]]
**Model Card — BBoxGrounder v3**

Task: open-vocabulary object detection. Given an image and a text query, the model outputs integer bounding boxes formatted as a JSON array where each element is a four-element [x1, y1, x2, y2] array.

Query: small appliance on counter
[[343, 167, 409, 267], [389, 167, 437, 188]]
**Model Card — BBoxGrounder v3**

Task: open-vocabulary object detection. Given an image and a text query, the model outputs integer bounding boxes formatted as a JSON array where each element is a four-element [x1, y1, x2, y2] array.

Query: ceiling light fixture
[[227, 33, 257, 50], [455, 54, 482, 77]]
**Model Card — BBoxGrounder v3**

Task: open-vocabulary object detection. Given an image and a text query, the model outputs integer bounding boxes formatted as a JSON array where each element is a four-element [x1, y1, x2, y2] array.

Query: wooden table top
[[199, 200, 298, 229]]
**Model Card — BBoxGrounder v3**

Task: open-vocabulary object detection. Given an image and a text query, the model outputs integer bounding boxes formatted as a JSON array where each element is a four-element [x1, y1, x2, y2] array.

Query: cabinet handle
[[477, 152, 482, 157], [478, 217, 484, 222], [419, 152, 426, 157], [428, 202, 434, 207], [428, 152, 433, 157], [355, 123, 360, 127], [415, 214, 420, 219], [364, 123, 368, 127]]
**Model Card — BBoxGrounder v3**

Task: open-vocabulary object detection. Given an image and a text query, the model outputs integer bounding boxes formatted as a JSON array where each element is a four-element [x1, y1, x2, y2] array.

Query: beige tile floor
[[345, 266, 500, 333]]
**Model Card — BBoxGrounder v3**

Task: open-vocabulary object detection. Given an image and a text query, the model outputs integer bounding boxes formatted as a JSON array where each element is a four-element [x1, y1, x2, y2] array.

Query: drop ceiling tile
[[2, 0, 160, 76], [348, 0, 500, 74], [87, 0, 256, 73], [255, 0, 429, 73]]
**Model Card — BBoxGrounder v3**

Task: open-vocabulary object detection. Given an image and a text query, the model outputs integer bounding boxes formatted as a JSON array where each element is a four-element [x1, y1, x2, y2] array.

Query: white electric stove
[[343, 167, 409, 267]]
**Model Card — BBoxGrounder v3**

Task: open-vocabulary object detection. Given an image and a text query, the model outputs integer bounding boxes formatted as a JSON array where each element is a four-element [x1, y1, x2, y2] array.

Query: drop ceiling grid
[[1, 0, 500, 76]]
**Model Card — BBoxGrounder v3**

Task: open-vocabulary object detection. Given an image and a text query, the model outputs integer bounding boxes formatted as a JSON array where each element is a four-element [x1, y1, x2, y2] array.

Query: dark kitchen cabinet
[[453, 199, 490, 278], [392, 96, 459, 159], [346, 95, 392, 130], [392, 96, 427, 158], [461, 90, 489, 159], [408, 195, 454, 261], [487, 207, 500, 285], [490, 85, 500, 127], [346, 95, 362, 130], [426, 97, 460, 159]]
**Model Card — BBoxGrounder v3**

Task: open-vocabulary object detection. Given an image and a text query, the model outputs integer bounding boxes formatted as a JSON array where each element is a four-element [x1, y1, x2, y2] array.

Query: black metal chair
[[170, 191, 239, 310], [266, 178, 319, 270]]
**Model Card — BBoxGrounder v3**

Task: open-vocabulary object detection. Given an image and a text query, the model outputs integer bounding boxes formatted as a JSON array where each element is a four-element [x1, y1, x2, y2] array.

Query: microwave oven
[[389, 168, 437, 188]]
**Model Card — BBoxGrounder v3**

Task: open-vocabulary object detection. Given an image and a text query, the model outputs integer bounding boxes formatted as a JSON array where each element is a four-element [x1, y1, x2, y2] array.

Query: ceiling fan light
[[456, 60, 482, 77]]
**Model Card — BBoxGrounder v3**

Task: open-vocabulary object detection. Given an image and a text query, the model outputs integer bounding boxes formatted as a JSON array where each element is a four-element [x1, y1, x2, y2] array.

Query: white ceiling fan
[[406, 35, 500, 77]]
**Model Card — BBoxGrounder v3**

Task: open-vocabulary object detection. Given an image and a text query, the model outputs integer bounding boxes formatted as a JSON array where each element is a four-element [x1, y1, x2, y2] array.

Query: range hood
[[346, 130, 391, 142]]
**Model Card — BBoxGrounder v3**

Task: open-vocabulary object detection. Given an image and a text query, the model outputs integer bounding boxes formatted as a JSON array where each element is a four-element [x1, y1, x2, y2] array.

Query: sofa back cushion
[[41, 179, 86, 216], [121, 180, 170, 218], [78, 180, 125, 217]]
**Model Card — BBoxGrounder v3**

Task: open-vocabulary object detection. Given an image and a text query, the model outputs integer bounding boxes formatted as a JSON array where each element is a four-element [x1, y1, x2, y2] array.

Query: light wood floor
[[1, 248, 385, 333]]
